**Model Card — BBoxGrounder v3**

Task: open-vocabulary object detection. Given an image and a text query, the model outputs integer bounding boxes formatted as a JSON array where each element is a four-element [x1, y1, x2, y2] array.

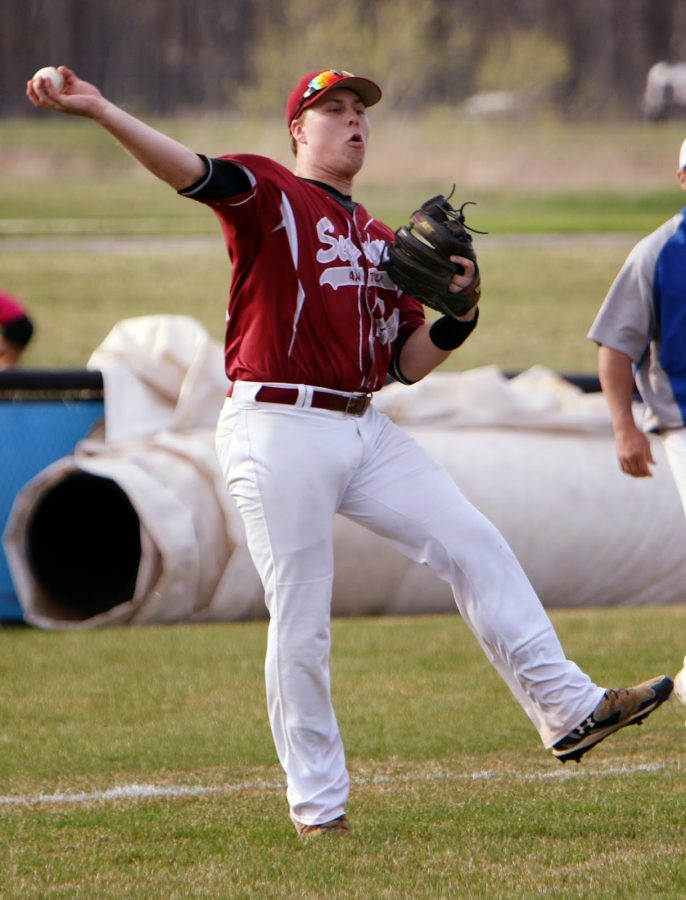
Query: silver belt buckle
[[345, 393, 371, 416]]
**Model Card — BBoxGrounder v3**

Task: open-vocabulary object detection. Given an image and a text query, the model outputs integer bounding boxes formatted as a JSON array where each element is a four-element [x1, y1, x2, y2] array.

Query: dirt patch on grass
[[5, 115, 685, 191], [360, 116, 684, 191]]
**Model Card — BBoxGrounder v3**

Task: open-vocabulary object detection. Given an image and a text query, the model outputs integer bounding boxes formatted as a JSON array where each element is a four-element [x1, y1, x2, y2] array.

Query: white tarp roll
[[3, 430, 264, 629], [4, 315, 686, 629], [87, 313, 230, 443], [5, 418, 686, 629]]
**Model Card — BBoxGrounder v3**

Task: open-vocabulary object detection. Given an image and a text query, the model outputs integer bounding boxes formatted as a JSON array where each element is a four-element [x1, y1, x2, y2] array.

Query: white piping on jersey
[[237, 163, 257, 189], [183, 157, 215, 195], [275, 191, 307, 357], [353, 212, 378, 389], [288, 282, 306, 357], [226, 164, 258, 206], [275, 191, 298, 265], [356, 289, 365, 375]]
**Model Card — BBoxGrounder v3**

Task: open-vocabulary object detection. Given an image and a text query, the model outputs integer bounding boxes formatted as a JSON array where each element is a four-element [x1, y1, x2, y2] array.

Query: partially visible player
[[0, 290, 34, 370], [589, 138, 686, 512], [27, 65, 674, 840]]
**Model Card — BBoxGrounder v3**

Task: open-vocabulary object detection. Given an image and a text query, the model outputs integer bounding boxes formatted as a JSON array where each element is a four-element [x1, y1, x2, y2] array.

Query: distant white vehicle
[[463, 90, 522, 119], [643, 61, 686, 120]]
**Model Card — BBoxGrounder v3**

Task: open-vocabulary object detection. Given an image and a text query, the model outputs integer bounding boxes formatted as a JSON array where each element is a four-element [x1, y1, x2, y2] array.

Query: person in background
[[589, 137, 686, 514], [0, 290, 34, 370]]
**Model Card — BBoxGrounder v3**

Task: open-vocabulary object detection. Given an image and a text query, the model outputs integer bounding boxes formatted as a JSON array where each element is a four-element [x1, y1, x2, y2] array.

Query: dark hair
[[3, 313, 34, 348]]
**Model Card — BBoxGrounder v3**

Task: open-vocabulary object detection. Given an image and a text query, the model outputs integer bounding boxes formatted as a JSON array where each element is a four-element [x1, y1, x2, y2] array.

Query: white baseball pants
[[216, 382, 603, 827], [661, 428, 686, 515]]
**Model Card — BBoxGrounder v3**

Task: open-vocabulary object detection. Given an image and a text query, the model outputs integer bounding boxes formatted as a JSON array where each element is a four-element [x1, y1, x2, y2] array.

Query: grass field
[[3, 116, 686, 897], [2, 608, 686, 897], [0, 235, 638, 373], [2, 116, 685, 372]]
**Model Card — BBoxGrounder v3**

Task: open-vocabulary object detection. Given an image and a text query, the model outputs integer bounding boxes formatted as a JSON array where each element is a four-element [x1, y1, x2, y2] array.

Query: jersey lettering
[[375, 306, 400, 346], [317, 218, 365, 289], [362, 236, 387, 266], [191, 153, 425, 391], [316, 218, 397, 292]]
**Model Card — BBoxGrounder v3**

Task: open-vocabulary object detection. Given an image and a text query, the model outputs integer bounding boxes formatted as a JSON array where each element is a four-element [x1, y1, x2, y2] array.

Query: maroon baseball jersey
[[183, 154, 425, 392]]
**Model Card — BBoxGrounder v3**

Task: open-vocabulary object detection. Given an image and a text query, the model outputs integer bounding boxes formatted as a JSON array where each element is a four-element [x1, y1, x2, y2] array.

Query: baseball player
[[0, 290, 34, 370], [589, 138, 686, 513], [28, 66, 673, 840]]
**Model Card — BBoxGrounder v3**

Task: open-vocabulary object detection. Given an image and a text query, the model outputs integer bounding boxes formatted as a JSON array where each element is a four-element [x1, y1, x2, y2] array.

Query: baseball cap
[[680, 138, 686, 170], [286, 69, 382, 126]]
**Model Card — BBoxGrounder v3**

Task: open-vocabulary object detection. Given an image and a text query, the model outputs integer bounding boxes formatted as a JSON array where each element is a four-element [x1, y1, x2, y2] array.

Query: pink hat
[[286, 69, 382, 126]]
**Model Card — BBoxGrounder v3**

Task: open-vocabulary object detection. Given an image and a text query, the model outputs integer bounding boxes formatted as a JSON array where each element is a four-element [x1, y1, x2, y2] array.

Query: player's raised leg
[[340, 407, 671, 751]]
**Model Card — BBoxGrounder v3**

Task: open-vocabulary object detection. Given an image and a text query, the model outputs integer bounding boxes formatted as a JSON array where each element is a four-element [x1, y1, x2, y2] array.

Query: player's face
[[0, 337, 23, 370], [293, 88, 370, 180]]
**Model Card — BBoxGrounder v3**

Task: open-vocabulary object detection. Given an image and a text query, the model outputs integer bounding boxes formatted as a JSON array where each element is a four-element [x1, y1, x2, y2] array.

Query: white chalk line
[[0, 762, 671, 808]]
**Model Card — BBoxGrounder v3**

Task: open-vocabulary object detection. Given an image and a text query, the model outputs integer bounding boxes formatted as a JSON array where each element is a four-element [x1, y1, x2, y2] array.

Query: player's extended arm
[[598, 344, 655, 478], [397, 256, 477, 383], [26, 66, 205, 190]]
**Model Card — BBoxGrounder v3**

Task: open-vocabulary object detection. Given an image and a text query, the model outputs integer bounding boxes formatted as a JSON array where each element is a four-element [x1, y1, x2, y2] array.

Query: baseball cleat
[[552, 675, 674, 764], [290, 813, 352, 840]]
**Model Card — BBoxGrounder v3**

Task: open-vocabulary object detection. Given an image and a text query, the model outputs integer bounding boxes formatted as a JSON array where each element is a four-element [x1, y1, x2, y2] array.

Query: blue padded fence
[[0, 370, 104, 621]]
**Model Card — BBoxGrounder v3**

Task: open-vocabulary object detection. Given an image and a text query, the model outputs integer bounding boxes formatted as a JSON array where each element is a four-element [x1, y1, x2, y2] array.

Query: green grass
[[0, 238, 633, 372], [0, 177, 680, 236], [2, 115, 684, 372], [3, 116, 686, 896], [2, 608, 686, 897], [3, 114, 685, 234], [0, 244, 230, 367]]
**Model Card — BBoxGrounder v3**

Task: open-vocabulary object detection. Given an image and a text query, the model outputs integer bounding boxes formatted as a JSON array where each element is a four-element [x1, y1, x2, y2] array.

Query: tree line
[[2, 0, 685, 119]]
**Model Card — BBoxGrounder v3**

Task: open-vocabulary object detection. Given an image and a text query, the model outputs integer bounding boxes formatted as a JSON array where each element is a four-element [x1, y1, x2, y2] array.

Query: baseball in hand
[[32, 66, 66, 93]]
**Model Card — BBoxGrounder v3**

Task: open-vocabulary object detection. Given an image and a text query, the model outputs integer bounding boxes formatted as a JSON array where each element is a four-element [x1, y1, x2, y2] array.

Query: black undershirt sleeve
[[388, 329, 418, 385], [178, 155, 251, 200]]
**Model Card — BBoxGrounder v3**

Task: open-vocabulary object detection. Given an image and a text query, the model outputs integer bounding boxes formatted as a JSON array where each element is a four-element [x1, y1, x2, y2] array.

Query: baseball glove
[[382, 192, 483, 318]]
